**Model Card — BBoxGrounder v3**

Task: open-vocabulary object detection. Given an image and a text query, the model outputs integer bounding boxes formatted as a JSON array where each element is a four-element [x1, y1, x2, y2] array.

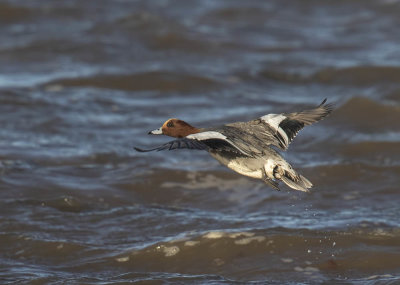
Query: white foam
[[294, 266, 304, 272], [229, 232, 255, 238], [45, 84, 63, 92], [116, 256, 130, 262], [184, 241, 200, 247], [304, 266, 320, 272], [234, 236, 266, 245], [266, 240, 274, 246], [203, 231, 225, 239], [366, 274, 393, 280], [213, 258, 225, 266], [163, 246, 180, 257], [281, 258, 293, 263]]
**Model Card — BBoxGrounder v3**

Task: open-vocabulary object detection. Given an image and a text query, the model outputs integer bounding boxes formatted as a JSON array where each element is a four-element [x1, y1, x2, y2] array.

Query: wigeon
[[135, 99, 333, 192]]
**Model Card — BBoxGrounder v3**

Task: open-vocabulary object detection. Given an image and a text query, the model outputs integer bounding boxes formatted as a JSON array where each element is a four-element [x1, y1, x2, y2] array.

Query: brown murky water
[[1, 0, 400, 283]]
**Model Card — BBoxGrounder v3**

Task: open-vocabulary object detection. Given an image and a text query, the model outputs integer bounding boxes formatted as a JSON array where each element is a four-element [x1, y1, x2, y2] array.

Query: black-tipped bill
[[148, 128, 163, 135]]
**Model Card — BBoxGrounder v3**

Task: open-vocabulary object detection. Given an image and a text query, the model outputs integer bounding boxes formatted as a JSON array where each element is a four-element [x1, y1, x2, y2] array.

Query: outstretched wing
[[136, 99, 333, 154], [278, 99, 334, 148], [134, 138, 207, 152], [135, 131, 252, 156], [227, 99, 334, 151]]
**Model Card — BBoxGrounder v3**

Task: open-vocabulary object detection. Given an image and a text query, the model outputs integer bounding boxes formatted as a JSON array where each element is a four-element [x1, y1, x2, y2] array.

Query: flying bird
[[135, 99, 333, 192]]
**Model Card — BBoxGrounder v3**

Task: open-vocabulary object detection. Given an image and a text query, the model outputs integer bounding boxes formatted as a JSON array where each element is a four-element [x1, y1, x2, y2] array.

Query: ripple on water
[[1, 0, 400, 283]]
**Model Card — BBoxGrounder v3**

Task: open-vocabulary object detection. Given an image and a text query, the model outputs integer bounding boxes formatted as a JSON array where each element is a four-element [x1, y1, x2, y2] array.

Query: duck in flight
[[135, 99, 333, 192]]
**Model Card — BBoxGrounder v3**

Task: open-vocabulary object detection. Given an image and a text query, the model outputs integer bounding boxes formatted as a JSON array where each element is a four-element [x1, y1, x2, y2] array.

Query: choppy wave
[[258, 66, 400, 86], [44, 71, 222, 92], [9, 227, 395, 283], [312, 66, 400, 85], [0, 3, 32, 23], [1, 0, 400, 283], [113, 227, 400, 276], [331, 97, 400, 132]]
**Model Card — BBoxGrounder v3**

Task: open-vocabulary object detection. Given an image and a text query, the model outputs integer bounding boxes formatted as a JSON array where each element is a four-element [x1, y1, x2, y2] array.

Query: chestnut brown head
[[148, 118, 199, 138]]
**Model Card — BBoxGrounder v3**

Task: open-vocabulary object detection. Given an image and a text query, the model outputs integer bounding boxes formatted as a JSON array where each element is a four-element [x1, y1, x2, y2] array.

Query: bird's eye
[[167, 121, 174, 128]]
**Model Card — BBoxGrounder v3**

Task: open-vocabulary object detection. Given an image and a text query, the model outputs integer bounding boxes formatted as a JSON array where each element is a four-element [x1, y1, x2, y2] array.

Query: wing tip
[[134, 138, 208, 153], [134, 146, 146, 152], [319, 98, 335, 115], [134, 146, 158, 152]]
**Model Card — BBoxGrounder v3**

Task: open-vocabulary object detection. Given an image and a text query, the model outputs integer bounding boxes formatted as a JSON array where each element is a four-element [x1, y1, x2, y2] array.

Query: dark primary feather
[[221, 99, 334, 153], [202, 138, 246, 155], [278, 119, 305, 144], [284, 99, 333, 125], [278, 98, 334, 148], [134, 138, 207, 152], [134, 136, 248, 154], [134, 136, 246, 155]]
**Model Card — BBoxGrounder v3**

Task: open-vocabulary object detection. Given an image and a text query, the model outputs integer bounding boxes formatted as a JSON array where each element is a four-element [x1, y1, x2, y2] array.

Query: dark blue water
[[0, 0, 400, 283]]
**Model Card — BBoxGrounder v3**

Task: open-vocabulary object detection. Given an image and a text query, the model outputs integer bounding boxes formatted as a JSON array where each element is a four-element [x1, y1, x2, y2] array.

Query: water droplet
[[116, 256, 130, 262], [294, 266, 304, 272]]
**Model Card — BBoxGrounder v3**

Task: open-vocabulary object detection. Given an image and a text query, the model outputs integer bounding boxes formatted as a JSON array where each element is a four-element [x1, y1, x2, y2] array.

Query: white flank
[[227, 160, 263, 178], [260, 114, 286, 130], [187, 131, 227, 140], [264, 159, 276, 179]]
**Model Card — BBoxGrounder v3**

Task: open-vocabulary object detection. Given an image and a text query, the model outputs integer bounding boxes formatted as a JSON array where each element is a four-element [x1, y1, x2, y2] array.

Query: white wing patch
[[187, 131, 251, 156], [186, 131, 227, 140], [261, 113, 289, 148], [261, 114, 286, 129]]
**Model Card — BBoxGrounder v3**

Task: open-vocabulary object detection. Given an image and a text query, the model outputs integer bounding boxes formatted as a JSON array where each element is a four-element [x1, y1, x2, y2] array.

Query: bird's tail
[[273, 163, 313, 192]]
